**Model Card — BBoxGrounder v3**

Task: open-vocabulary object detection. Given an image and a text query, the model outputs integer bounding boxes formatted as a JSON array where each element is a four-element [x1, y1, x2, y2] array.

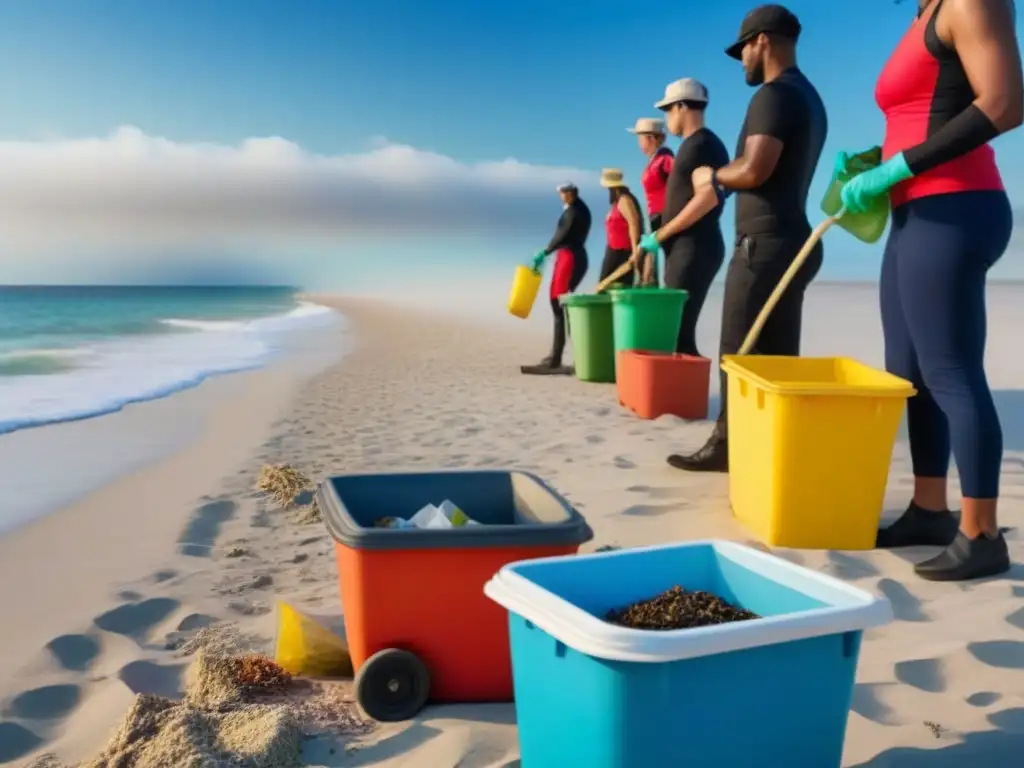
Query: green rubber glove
[[639, 232, 659, 253], [840, 152, 911, 214], [530, 250, 547, 272]]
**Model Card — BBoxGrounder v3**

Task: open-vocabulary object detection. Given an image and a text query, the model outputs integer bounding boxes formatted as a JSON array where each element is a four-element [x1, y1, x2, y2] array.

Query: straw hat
[[627, 117, 666, 135], [599, 168, 627, 188]]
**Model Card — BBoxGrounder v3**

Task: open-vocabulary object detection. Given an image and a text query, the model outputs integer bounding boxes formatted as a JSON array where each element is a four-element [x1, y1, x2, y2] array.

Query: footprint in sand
[[850, 682, 911, 726], [3, 684, 82, 722], [94, 597, 180, 640], [118, 660, 186, 699], [893, 658, 947, 694], [152, 569, 179, 584], [613, 456, 635, 469], [620, 503, 681, 518], [0, 721, 43, 763], [966, 691, 1002, 707], [876, 578, 930, 622], [1008, 605, 1024, 631], [44, 634, 101, 672], [824, 551, 881, 581], [967, 640, 1024, 669], [178, 499, 238, 557]]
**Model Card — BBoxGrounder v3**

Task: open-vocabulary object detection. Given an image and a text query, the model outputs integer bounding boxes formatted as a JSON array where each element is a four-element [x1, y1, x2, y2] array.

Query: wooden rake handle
[[594, 260, 636, 294], [738, 215, 841, 356]]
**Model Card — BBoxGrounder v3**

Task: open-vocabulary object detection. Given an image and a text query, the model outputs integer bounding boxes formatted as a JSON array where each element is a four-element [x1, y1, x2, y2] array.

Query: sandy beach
[[1, 285, 1023, 767]]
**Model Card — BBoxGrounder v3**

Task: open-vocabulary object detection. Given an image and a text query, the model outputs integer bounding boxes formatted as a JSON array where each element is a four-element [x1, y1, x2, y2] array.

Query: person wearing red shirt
[[598, 168, 644, 286], [838, 0, 1022, 581], [628, 118, 673, 283]]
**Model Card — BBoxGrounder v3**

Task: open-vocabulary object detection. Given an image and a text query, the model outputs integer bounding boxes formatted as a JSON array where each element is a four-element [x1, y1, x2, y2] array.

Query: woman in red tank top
[[839, 0, 1022, 581], [599, 168, 643, 287], [629, 118, 674, 282]]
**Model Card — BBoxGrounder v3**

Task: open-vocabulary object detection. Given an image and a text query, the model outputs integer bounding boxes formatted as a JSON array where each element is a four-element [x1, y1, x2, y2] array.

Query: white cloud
[[0, 126, 597, 251]]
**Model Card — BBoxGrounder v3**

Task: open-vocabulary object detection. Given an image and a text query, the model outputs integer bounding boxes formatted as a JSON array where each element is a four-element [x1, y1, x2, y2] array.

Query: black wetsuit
[[660, 127, 730, 356], [542, 197, 591, 366], [716, 67, 827, 431]]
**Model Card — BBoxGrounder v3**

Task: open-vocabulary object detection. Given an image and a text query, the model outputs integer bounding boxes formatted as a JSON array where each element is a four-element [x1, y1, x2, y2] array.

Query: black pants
[[663, 234, 725, 357], [550, 249, 589, 364], [716, 232, 823, 431], [599, 246, 635, 286]]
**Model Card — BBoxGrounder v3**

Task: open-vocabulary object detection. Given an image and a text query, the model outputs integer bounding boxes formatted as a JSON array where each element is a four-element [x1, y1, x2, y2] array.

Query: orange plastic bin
[[317, 470, 592, 722], [617, 350, 711, 420]]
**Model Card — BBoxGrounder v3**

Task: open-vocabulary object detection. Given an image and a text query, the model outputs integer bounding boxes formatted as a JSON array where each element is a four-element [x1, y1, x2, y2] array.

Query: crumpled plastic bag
[[373, 499, 481, 529]]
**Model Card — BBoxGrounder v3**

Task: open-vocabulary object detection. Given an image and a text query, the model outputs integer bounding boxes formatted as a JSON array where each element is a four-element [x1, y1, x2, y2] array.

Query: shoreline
[[1, 291, 1022, 767]]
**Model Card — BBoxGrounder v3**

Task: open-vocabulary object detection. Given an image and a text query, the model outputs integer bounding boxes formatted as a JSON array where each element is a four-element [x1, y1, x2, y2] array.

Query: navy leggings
[[881, 190, 1012, 499]]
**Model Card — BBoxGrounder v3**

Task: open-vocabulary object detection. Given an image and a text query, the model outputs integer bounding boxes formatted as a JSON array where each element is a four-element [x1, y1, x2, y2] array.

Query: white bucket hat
[[655, 78, 709, 110], [599, 168, 627, 188], [627, 117, 666, 135]]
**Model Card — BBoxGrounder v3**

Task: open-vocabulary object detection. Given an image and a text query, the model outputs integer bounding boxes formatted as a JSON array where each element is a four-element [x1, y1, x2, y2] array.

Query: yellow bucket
[[721, 356, 915, 550], [508, 265, 543, 319]]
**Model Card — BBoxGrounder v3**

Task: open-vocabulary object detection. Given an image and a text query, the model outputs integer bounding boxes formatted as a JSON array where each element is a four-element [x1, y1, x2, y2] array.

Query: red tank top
[[641, 147, 674, 215], [605, 202, 631, 250], [874, 0, 1003, 207]]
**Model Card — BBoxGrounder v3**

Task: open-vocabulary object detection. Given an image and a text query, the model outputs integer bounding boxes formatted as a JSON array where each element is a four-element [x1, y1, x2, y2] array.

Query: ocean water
[[0, 286, 340, 434]]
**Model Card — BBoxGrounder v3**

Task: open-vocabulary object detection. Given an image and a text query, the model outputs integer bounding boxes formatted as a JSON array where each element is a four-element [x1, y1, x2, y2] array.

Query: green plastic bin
[[560, 293, 615, 383], [611, 288, 688, 358]]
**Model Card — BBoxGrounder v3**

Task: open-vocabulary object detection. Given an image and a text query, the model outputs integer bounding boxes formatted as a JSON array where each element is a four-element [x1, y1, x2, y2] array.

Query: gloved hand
[[530, 250, 547, 272], [639, 232, 659, 254], [840, 152, 911, 214]]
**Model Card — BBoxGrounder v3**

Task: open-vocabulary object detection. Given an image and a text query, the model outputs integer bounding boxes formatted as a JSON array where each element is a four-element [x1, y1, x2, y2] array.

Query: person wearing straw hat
[[598, 168, 644, 287], [666, 5, 827, 473], [633, 78, 730, 357], [628, 117, 674, 283], [521, 182, 592, 375]]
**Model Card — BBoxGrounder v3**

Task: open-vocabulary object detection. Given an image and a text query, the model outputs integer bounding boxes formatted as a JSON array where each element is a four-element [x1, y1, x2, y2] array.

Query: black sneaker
[[914, 531, 1011, 582], [666, 435, 728, 473], [875, 503, 959, 549]]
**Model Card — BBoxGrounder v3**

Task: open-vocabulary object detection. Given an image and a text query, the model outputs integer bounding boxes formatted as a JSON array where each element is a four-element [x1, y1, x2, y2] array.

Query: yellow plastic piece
[[449, 506, 470, 527], [721, 356, 915, 551], [274, 601, 353, 677], [508, 265, 543, 319]]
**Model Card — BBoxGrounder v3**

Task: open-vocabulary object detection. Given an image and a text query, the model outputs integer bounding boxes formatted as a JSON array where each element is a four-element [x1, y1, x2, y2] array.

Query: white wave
[[0, 301, 341, 434], [160, 300, 336, 333]]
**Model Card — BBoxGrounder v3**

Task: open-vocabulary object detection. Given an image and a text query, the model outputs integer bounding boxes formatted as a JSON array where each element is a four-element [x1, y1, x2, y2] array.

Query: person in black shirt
[[667, 4, 827, 472], [635, 78, 730, 357], [522, 182, 591, 375]]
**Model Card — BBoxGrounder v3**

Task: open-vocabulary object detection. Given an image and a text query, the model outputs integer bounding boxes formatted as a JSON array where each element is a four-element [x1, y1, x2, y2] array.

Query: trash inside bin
[[317, 469, 592, 719]]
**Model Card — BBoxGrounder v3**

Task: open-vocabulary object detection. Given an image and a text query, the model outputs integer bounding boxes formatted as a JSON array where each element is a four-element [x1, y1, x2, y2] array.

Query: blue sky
[[0, 0, 1020, 288]]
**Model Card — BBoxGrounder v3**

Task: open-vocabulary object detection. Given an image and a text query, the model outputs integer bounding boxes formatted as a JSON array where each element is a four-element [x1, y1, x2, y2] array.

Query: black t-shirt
[[734, 67, 827, 236], [544, 197, 592, 254], [661, 127, 730, 247]]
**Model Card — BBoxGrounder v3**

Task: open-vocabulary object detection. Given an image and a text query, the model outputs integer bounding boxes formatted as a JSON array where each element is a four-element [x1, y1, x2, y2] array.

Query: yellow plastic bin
[[721, 356, 915, 551], [508, 266, 543, 319]]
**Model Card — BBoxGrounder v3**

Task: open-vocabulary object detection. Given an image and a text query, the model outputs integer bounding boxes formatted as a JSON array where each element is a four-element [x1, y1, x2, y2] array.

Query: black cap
[[725, 5, 802, 60]]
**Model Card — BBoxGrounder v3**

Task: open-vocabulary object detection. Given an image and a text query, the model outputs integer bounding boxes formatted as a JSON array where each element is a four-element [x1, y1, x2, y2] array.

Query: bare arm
[[619, 196, 642, 249], [714, 135, 784, 190], [657, 183, 720, 240], [947, 0, 1023, 131]]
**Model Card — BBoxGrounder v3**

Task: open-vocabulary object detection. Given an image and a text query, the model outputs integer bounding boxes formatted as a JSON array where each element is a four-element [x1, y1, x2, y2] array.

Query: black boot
[[913, 530, 1011, 582], [521, 312, 572, 375], [666, 424, 728, 473], [875, 502, 959, 549]]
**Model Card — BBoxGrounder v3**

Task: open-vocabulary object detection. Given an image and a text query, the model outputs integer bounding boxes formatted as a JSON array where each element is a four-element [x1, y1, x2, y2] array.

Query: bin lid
[[560, 293, 612, 306], [610, 288, 688, 304], [720, 355, 917, 398], [484, 539, 893, 663]]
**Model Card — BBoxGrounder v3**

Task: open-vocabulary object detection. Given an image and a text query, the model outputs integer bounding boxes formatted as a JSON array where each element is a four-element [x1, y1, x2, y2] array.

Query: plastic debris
[[373, 499, 480, 529], [274, 601, 352, 678]]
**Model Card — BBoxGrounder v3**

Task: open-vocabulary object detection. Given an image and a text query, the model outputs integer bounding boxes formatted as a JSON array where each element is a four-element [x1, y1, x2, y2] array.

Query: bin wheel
[[354, 648, 430, 722]]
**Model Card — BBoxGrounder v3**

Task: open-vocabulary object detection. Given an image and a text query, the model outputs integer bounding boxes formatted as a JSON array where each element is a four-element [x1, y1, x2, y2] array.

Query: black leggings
[[881, 191, 1011, 499], [716, 231, 823, 431], [663, 235, 725, 357], [550, 249, 589, 364], [599, 246, 634, 286]]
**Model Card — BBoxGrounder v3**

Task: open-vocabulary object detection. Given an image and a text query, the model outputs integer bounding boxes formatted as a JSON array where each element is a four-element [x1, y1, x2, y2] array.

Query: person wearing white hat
[[633, 78, 730, 357], [628, 117, 673, 283], [597, 168, 644, 287], [522, 182, 592, 375]]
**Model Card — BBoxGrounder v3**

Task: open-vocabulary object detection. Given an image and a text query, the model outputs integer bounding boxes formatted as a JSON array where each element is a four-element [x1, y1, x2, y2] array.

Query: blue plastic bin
[[484, 540, 891, 768]]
